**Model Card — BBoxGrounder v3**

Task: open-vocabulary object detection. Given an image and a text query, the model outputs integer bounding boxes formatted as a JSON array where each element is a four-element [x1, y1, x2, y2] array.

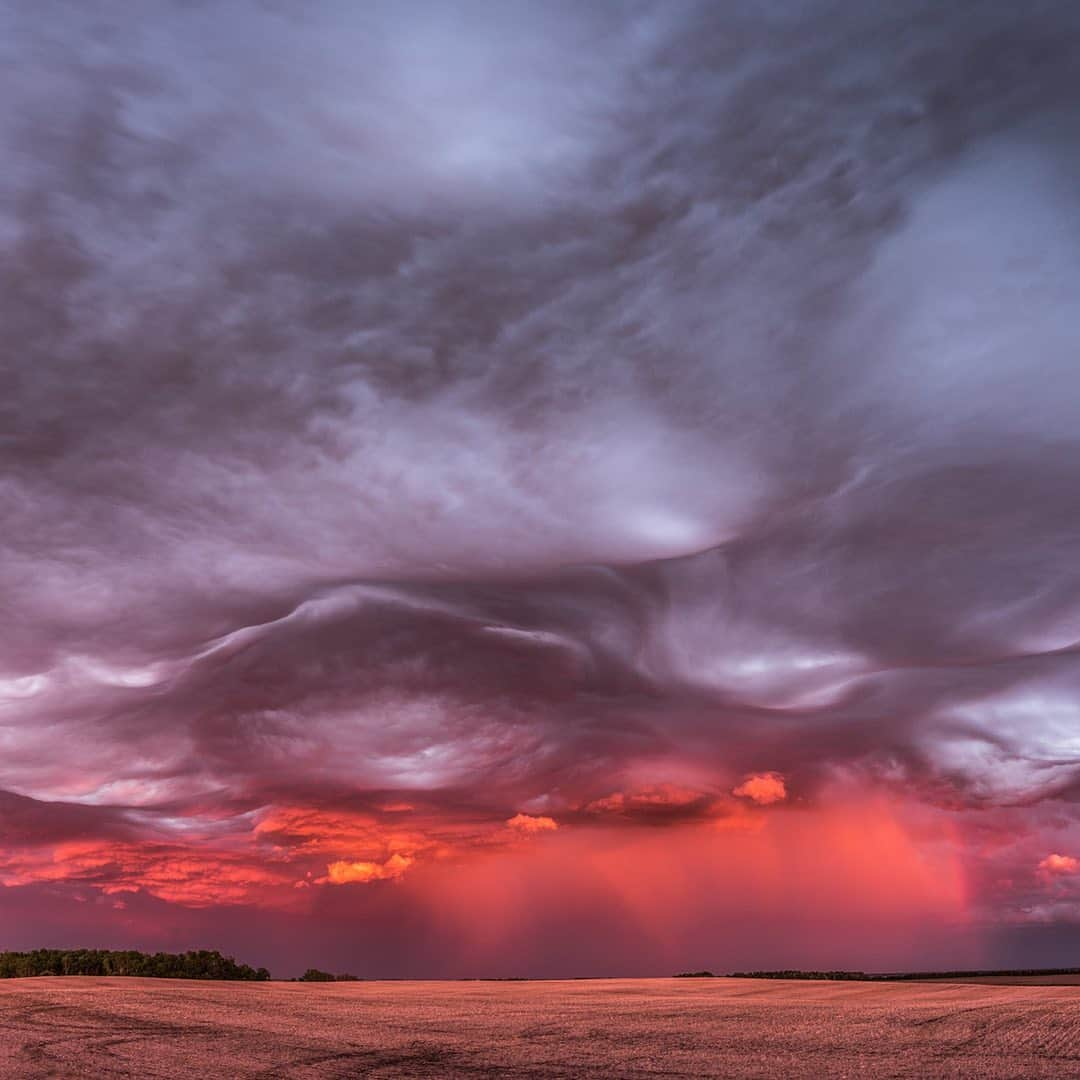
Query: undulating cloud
[[1, 0, 1080, 974]]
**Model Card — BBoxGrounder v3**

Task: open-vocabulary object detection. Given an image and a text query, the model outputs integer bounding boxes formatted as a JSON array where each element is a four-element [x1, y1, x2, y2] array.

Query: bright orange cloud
[[1038, 853, 1079, 875], [0, 840, 293, 908], [319, 853, 414, 885], [0, 799, 579, 909], [256, 806, 395, 853], [255, 805, 453, 866], [506, 813, 558, 833], [733, 772, 787, 805]]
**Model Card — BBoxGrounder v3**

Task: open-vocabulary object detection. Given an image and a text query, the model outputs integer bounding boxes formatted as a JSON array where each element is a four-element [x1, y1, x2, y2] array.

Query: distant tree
[[0, 949, 270, 981]]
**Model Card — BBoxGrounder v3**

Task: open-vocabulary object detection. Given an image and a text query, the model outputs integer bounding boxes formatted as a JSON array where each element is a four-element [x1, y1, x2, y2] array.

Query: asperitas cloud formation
[[2, 0, 1079, 976]]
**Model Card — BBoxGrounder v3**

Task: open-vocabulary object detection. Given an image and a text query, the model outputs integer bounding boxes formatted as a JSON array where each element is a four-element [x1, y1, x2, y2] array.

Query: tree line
[[0, 949, 270, 981]]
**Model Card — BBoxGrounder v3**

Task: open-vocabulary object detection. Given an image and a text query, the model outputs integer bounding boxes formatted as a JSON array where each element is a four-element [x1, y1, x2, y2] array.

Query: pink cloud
[[582, 785, 712, 817], [733, 773, 787, 806], [0, 839, 296, 908], [506, 813, 559, 834], [319, 853, 414, 886], [1038, 853, 1079, 875]]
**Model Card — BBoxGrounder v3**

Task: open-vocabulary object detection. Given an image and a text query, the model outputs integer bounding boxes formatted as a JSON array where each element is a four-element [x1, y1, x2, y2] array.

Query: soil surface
[[0, 976, 1078, 1078]]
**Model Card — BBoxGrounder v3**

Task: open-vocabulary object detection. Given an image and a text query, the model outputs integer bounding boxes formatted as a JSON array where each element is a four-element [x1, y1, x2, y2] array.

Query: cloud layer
[[2, 0, 1080, 972]]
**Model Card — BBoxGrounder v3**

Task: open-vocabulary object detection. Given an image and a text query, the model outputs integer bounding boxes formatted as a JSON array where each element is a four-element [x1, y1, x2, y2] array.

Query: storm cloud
[[2, 0, 1080, 971]]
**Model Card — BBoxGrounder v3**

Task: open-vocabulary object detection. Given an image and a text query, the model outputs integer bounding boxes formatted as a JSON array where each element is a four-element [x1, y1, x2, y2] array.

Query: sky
[[2, 0, 1080, 978]]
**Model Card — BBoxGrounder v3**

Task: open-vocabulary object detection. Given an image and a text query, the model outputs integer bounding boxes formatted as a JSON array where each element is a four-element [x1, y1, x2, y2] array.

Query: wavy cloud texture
[[2, 0, 1080, 972]]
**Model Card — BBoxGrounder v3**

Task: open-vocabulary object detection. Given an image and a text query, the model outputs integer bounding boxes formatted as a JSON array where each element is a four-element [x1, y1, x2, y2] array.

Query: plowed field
[[1, 976, 1078, 1078]]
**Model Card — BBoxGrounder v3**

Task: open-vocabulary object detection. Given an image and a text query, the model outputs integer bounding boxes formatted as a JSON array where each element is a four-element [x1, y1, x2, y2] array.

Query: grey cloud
[[3, 0, 1080, 932]]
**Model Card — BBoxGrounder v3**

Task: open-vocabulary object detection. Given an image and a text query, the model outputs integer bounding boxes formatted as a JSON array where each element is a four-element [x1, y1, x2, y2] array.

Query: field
[[1, 976, 1079, 1078]]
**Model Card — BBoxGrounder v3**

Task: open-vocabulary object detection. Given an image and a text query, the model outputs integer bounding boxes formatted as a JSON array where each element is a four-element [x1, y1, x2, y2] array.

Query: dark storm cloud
[[0, 790, 133, 848], [3, 0, 1080, 933]]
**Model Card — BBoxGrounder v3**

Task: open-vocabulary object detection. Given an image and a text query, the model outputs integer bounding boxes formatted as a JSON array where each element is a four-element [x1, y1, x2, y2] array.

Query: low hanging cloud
[[733, 774, 788, 807], [506, 813, 559, 834], [319, 854, 415, 887], [1038, 854, 1080, 876]]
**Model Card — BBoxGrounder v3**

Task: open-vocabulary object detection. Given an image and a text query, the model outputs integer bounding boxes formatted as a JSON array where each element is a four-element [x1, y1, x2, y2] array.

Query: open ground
[[1, 976, 1079, 1078]]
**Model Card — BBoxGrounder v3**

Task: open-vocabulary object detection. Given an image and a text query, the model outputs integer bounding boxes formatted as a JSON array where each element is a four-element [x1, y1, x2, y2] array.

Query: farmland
[[0, 975, 1077, 1078]]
